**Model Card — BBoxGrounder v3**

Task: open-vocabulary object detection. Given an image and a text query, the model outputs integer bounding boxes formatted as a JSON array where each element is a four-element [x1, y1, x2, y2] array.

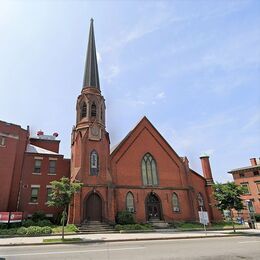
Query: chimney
[[250, 158, 257, 166], [200, 155, 213, 184]]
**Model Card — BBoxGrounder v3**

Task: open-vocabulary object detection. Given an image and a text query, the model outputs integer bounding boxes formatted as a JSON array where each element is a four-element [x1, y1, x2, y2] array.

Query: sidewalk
[[0, 229, 259, 246]]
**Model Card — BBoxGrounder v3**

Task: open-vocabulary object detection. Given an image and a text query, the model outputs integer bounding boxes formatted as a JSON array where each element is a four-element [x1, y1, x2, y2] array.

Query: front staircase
[[78, 221, 115, 233], [149, 218, 169, 228]]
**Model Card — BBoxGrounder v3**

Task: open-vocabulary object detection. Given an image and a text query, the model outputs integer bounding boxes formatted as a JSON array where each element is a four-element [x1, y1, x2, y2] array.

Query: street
[[1, 236, 260, 260]]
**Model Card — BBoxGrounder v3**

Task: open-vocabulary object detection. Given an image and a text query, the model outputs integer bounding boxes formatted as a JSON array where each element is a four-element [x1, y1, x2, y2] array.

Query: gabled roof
[[110, 116, 184, 165], [26, 144, 60, 155]]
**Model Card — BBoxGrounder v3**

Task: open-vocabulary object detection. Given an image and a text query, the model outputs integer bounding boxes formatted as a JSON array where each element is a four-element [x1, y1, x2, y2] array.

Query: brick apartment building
[[229, 158, 260, 215], [0, 121, 70, 219], [0, 19, 222, 224]]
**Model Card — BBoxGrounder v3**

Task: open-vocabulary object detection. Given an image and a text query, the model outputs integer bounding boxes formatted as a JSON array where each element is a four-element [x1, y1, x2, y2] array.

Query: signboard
[[199, 211, 209, 225], [0, 212, 23, 223], [0, 212, 10, 223], [10, 212, 23, 223]]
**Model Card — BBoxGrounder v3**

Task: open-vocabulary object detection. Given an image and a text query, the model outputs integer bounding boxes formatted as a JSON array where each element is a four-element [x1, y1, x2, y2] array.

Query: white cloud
[[103, 65, 120, 83], [155, 91, 166, 99]]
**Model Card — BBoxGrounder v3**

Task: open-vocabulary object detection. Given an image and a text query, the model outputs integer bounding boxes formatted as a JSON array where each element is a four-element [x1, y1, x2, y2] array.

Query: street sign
[[199, 211, 209, 225], [0, 212, 10, 223], [0, 212, 23, 223]]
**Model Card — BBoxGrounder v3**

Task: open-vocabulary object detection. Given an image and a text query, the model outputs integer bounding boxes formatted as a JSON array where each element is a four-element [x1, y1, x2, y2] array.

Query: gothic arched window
[[198, 193, 204, 209], [90, 150, 99, 175], [91, 103, 97, 117], [126, 192, 135, 213], [141, 153, 158, 186], [81, 102, 87, 119], [172, 193, 180, 212]]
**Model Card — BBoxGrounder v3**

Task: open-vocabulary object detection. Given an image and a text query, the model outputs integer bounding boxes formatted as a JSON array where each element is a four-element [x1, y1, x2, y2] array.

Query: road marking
[[239, 241, 260, 244], [1, 246, 145, 257]]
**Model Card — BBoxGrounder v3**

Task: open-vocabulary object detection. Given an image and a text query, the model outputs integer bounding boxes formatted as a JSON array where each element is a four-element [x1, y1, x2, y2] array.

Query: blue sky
[[0, 0, 259, 182]]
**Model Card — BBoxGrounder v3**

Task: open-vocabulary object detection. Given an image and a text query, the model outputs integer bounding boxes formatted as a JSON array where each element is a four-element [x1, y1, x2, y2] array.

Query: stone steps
[[78, 221, 115, 233], [149, 219, 169, 228]]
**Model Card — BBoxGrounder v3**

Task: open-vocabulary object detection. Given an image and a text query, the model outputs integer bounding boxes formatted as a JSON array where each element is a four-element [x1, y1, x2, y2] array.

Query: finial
[[90, 18, 94, 23]]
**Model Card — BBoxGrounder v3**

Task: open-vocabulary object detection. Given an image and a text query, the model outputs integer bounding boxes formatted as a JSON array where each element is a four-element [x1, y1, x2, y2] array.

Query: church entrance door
[[146, 193, 162, 220], [85, 193, 102, 221]]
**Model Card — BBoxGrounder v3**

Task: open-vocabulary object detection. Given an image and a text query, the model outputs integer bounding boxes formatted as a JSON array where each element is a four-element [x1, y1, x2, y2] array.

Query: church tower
[[69, 19, 114, 225]]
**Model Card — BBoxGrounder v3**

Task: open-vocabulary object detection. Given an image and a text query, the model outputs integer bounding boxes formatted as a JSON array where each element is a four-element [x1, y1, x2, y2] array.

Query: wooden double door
[[85, 193, 102, 221], [146, 193, 162, 220]]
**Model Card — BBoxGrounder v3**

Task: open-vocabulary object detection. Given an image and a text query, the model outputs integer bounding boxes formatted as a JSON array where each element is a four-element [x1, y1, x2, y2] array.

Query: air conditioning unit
[[173, 207, 180, 212], [127, 207, 134, 213]]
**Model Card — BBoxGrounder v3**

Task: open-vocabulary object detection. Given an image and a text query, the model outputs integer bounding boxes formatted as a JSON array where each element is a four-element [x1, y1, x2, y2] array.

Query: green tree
[[213, 182, 246, 232], [47, 177, 83, 240]]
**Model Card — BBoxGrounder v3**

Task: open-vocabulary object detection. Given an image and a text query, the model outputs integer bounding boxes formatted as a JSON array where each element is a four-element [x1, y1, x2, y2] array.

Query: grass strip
[[43, 238, 83, 243]]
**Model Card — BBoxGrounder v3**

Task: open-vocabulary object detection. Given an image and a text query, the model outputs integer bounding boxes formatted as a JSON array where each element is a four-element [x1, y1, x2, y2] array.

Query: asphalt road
[[0, 236, 260, 260]]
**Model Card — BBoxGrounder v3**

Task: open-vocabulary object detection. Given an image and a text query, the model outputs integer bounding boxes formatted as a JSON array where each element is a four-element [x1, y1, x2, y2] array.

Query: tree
[[213, 182, 246, 232], [47, 177, 83, 240]]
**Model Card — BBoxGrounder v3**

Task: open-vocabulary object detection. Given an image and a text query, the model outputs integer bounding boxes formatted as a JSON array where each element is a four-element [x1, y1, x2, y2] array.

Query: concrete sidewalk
[[0, 229, 259, 246]]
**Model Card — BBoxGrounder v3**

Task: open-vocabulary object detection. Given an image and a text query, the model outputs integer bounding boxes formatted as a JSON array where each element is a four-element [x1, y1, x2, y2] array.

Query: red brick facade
[[0, 122, 70, 219], [230, 158, 260, 215]]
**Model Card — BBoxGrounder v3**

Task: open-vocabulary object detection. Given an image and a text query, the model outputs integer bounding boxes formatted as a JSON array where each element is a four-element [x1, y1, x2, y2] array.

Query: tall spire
[[83, 18, 100, 90]]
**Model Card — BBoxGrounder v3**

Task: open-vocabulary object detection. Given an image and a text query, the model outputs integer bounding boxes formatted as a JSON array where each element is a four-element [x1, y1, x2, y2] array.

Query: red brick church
[[68, 19, 221, 225], [0, 19, 221, 225]]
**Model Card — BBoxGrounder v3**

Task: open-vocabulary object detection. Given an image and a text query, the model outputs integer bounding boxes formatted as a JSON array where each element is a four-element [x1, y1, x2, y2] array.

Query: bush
[[65, 224, 78, 232], [36, 220, 53, 227], [255, 214, 260, 222], [0, 223, 8, 229], [16, 227, 28, 236], [26, 226, 52, 236], [52, 224, 78, 234], [22, 219, 36, 227], [115, 224, 153, 231], [32, 211, 46, 222], [0, 228, 17, 236], [40, 226, 52, 235], [116, 211, 135, 225]]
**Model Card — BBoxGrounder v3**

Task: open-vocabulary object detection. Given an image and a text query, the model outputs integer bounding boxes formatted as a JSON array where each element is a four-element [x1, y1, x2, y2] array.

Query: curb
[[0, 233, 245, 247]]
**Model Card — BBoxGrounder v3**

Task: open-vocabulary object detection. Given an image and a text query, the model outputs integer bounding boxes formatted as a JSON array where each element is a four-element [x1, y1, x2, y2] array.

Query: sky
[[0, 0, 259, 182]]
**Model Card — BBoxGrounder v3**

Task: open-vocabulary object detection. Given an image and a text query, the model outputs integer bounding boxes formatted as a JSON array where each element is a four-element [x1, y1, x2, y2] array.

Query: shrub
[[16, 227, 28, 236], [26, 226, 44, 236], [65, 224, 78, 232], [40, 226, 52, 235], [53, 211, 68, 225], [22, 219, 36, 227], [0, 228, 17, 236], [36, 220, 53, 227], [116, 211, 135, 225], [0, 223, 8, 229], [32, 211, 46, 222], [114, 224, 153, 231], [255, 214, 260, 222]]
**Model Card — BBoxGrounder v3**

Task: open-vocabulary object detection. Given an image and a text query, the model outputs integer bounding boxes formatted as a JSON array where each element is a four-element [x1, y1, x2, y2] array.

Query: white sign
[[199, 211, 209, 225]]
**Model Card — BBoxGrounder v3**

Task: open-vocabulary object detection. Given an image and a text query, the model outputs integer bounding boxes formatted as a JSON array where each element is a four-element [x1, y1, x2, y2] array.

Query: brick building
[[68, 19, 222, 225], [0, 121, 70, 219], [1, 19, 222, 224], [229, 158, 260, 215]]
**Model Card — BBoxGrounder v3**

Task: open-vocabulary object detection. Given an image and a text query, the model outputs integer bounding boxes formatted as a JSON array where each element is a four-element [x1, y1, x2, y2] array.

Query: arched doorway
[[146, 193, 162, 220], [85, 193, 102, 221]]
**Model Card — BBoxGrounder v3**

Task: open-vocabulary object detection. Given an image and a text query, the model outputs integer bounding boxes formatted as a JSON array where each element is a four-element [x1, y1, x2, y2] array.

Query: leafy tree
[[47, 177, 83, 239], [213, 182, 246, 232]]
